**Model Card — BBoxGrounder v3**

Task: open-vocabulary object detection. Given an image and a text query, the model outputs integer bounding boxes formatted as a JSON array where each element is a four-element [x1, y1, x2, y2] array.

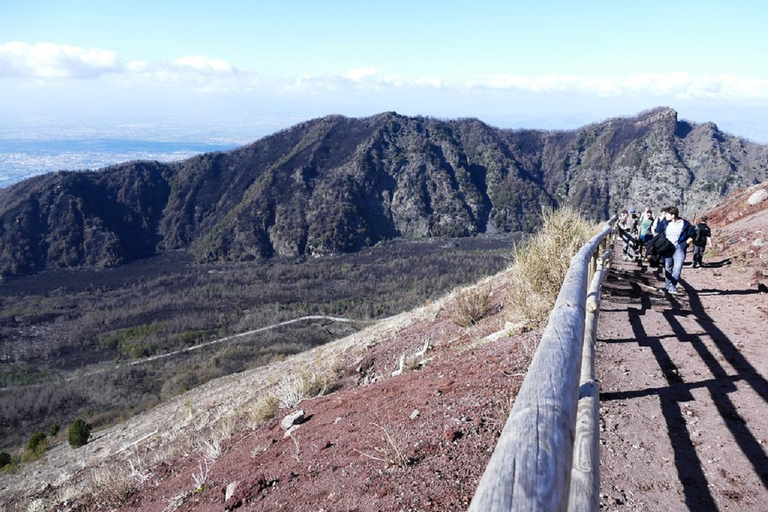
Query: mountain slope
[[1, 107, 767, 277], [2, 183, 765, 511]]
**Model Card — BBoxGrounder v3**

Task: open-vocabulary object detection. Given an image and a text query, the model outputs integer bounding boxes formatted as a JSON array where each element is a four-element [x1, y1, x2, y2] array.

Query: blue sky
[[2, 0, 768, 144]]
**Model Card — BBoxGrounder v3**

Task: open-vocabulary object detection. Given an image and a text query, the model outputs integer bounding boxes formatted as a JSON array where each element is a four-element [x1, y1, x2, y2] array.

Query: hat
[[629, 208, 636, 214]]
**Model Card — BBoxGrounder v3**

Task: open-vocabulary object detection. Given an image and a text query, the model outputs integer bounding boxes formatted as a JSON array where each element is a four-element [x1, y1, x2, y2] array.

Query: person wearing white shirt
[[657, 206, 696, 295]]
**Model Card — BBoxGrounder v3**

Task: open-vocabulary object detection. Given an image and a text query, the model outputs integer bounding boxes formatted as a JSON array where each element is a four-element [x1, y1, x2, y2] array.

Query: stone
[[280, 410, 305, 431], [747, 188, 768, 205], [225, 481, 239, 502]]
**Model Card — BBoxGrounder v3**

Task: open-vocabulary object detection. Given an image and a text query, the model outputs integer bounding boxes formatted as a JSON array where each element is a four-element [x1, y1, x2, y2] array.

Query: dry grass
[[273, 370, 330, 409], [504, 207, 599, 325], [91, 464, 135, 508], [355, 423, 409, 469], [248, 394, 280, 424], [451, 283, 494, 327]]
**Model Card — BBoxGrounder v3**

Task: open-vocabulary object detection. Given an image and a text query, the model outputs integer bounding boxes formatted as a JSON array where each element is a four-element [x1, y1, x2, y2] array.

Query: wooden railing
[[469, 217, 617, 512]]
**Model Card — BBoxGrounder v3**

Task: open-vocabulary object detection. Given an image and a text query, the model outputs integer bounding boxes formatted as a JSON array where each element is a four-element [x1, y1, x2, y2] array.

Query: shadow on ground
[[599, 260, 768, 510]]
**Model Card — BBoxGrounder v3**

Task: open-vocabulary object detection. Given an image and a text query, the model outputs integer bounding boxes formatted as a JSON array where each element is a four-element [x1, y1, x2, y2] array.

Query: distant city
[[0, 115, 299, 189], [0, 138, 240, 188]]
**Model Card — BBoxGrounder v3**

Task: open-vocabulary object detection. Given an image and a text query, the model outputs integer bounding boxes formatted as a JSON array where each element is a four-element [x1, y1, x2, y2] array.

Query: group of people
[[617, 206, 712, 295]]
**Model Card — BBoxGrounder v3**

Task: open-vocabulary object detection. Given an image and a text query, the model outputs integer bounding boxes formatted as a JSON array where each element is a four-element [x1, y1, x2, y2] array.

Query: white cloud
[[344, 67, 377, 82], [173, 55, 236, 74], [0, 41, 121, 78], [4, 41, 768, 112], [460, 73, 768, 101]]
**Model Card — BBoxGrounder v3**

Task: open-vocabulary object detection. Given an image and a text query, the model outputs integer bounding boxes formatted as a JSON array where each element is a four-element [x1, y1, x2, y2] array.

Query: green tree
[[68, 419, 92, 448]]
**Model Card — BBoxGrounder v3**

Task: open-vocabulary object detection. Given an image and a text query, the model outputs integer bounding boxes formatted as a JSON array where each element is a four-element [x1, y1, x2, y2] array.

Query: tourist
[[637, 209, 654, 259], [692, 216, 712, 268], [656, 206, 696, 295]]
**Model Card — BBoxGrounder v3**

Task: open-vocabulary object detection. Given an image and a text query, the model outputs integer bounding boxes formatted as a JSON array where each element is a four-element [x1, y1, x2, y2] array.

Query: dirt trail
[[596, 254, 768, 511]]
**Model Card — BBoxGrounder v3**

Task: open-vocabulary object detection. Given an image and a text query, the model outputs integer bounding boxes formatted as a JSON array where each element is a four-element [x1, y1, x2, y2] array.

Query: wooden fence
[[469, 217, 617, 512]]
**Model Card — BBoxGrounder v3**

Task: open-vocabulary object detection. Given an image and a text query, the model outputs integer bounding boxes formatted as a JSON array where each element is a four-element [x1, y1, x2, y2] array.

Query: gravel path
[[596, 253, 768, 511]]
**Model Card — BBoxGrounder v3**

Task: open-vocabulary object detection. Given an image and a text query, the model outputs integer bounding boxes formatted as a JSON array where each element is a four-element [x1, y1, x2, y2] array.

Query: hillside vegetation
[[0, 236, 511, 450]]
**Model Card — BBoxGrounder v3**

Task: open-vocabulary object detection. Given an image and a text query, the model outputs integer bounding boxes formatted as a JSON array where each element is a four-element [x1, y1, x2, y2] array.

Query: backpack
[[646, 233, 675, 259], [694, 223, 711, 246]]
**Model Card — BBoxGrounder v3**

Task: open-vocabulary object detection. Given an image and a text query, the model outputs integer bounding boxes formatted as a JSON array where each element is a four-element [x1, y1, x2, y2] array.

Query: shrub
[[272, 370, 330, 409], [68, 418, 92, 448], [0, 451, 11, 468], [248, 395, 280, 425], [91, 465, 134, 507], [48, 423, 60, 437], [504, 207, 599, 325], [451, 283, 493, 327], [22, 432, 48, 462], [27, 432, 47, 453]]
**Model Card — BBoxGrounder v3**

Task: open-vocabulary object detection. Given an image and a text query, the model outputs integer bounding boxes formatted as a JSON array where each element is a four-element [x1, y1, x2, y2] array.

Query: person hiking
[[621, 208, 639, 261], [692, 215, 712, 268], [656, 206, 696, 295], [637, 209, 654, 258]]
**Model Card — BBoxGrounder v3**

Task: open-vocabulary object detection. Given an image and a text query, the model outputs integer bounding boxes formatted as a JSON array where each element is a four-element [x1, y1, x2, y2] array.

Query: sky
[[2, 0, 768, 144]]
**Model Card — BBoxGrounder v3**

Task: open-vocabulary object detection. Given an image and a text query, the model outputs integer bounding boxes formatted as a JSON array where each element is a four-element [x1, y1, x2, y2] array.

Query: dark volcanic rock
[[1, 107, 767, 277]]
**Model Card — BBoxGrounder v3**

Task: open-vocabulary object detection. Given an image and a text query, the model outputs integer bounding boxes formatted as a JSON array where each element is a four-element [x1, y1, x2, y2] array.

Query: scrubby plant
[[48, 423, 60, 437], [27, 432, 47, 453], [273, 370, 331, 409], [91, 464, 134, 507], [504, 207, 599, 325], [68, 418, 92, 448], [23, 432, 48, 461], [248, 394, 280, 425], [451, 283, 494, 327], [356, 423, 409, 468]]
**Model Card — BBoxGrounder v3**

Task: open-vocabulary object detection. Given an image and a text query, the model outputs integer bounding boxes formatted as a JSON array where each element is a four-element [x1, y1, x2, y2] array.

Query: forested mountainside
[[1, 107, 767, 277]]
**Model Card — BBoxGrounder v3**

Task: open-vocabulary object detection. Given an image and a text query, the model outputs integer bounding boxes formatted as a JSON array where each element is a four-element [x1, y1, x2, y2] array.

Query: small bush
[[22, 432, 48, 462], [248, 395, 280, 425], [48, 423, 60, 437], [91, 465, 134, 507], [451, 283, 493, 327], [272, 370, 330, 410], [68, 418, 92, 448], [27, 432, 47, 452]]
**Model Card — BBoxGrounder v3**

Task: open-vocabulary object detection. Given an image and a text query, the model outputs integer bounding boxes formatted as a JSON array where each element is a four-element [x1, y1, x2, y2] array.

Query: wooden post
[[468, 220, 615, 512], [568, 250, 611, 512]]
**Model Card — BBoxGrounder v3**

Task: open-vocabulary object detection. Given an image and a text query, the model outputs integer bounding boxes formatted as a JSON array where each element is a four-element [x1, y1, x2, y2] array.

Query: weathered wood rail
[[469, 217, 617, 512]]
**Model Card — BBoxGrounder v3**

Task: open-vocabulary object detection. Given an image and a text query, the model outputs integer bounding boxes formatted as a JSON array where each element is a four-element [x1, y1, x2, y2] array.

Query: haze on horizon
[[2, 0, 768, 145]]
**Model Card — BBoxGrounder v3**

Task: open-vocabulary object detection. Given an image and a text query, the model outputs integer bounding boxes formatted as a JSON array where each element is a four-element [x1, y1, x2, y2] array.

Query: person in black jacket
[[657, 206, 696, 295], [692, 216, 712, 268]]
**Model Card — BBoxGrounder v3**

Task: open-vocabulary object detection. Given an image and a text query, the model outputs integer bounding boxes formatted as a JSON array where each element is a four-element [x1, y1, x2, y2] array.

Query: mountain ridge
[[1, 107, 766, 277]]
